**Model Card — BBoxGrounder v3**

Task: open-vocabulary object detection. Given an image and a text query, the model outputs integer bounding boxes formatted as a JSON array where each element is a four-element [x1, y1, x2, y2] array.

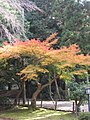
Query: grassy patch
[[0, 106, 77, 120]]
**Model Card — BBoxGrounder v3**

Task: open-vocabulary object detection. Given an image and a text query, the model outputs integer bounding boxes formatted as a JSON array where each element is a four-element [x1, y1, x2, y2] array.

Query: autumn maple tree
[[0, 33, 90, 108]]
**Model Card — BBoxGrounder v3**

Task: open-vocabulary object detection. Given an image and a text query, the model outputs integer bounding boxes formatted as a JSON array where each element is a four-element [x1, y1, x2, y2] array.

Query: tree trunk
[[75, 100, 78, 117], [8, 83, 12, 90], [14, 85, 23, 105], [31, 79, 56, 109], [77, 99, 82, 112], [65, 81, 68, 100], [31, 99, 36, 109], [22, 81, 26, 105], [75, 100, 80, 117], [31, 82, 42, 109]]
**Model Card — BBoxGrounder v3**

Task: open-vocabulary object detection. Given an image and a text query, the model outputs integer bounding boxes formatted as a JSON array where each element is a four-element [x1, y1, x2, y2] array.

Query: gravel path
[[18, 100, 88, 112], [36, 101, 88, 112]]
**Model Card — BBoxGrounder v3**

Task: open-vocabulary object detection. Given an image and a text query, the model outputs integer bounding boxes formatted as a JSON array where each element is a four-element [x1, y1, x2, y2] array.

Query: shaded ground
[[0, 118, 13, 120], [0, 107, 77, 120], [0, 100, 88, 120]]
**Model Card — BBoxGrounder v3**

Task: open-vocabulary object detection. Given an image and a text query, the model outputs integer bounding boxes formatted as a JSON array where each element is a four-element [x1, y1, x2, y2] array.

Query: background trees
[[28, 0, 90, 54], [0, 0, 42, 43], [0, 0, 90, 53]]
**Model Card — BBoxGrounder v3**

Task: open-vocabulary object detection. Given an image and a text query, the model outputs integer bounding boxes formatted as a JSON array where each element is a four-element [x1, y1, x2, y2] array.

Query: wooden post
[[41, 99, 43, 108], [18, 98, 20, 105], [27, 98, 29, 106], [73, 102, 75, 113], [40, 93, 43, 108], [55, 99, 57, 110], [22, 81, 26, 105]]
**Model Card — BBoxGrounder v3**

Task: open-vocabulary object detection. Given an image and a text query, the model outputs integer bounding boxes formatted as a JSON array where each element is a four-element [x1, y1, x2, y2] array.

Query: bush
[[78, 112, 90, 120], [0, 96, 12, 110]]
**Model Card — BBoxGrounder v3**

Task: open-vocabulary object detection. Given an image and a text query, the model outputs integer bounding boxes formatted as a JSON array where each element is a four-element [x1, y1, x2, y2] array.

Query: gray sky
[[82, 0, 90, 1], [81, 0, 90, 1]]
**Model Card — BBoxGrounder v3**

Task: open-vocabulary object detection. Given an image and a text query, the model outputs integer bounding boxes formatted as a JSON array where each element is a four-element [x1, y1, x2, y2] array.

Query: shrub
[[78, 112, 90, 120], [0, 96, 12, 110]]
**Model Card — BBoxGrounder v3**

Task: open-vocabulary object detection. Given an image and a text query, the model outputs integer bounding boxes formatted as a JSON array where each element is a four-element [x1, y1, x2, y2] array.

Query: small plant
[[78, 112, 90, 120], [68, 81, 87, 115], [0, 96, 12, 110]]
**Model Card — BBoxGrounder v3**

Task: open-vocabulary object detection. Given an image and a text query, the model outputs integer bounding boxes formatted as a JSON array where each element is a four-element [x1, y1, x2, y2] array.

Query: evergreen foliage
[[29, 0, 90, 54]]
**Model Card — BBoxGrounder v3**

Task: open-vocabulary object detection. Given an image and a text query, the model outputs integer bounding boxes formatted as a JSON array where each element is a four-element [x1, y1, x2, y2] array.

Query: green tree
[[54, 0, 90, 54], [28, 0, 90, 53], [26, 0, 58, 40], [68, 81, 87, 116]]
